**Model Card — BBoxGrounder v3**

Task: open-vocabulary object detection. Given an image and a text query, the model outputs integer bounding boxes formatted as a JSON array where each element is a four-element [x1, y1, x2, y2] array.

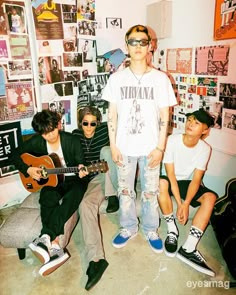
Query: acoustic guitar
[[213, 178, 236, 215], [20, 153, 108, 192]]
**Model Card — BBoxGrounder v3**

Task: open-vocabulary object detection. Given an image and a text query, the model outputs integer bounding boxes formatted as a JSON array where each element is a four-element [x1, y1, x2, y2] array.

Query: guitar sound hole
[[37, 178, 49, 185]]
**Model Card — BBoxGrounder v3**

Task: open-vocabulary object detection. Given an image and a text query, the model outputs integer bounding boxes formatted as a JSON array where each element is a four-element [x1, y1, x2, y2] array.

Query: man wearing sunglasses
[[102, 25, 177, 253], [73, 106, 119, 290]]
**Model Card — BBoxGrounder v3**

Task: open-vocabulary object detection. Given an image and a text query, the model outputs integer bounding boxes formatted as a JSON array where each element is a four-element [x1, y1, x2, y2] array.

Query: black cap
[[186, 109, 215, 128]]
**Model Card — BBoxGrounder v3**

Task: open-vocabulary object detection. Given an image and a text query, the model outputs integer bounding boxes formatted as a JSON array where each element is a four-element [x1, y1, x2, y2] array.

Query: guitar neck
[[45, 165, 101, 175], [46, 167, 79, 175]]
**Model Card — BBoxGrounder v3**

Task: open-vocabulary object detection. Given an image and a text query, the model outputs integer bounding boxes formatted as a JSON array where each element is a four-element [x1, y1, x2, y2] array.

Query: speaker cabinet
[[146, 0, 172, 39]]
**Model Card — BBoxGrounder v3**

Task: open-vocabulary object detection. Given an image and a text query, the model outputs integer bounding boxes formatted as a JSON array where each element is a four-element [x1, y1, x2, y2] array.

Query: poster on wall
[[219, 82, 236, 109], [32, 1, 64, 40], [195, 45, 230, 76], [214, 0, 236, 40], [0, 3, 7, 35], [0, 121, 22, 177], [4, 2, 27, 34], [222, 108, 236, 134], [77, 0, 95, 20], [5, 81, 34, 121], [166, 48, 192, 74]]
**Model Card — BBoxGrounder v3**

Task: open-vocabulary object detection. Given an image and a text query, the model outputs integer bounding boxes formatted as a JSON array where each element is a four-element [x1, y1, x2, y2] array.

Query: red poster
[[214, 0, 236, 40]]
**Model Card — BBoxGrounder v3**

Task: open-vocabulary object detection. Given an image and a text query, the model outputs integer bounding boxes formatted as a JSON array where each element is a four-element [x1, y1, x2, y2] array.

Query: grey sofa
[[0, 191, 79, 260]]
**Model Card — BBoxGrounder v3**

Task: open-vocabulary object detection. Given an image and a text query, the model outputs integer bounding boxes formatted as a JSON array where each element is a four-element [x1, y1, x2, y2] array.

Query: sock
[[182, 226, 203, 253], [163, 213, 178, 236], [51, 239, 61, 250]]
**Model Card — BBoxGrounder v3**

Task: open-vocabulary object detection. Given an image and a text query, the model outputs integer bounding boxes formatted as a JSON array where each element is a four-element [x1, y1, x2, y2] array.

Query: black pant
[[39, 176, 87, 241]]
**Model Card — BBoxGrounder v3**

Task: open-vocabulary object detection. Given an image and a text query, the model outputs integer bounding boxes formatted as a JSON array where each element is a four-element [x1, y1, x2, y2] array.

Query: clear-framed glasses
[[126, 38, 150, 47]]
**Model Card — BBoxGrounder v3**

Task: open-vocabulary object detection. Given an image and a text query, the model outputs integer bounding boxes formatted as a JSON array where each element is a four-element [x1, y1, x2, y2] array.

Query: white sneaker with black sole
[[39, 247, 70, 276], [28, 234, 51, 264], [164, 232, 178, 257], [176, 246, 215, 277]]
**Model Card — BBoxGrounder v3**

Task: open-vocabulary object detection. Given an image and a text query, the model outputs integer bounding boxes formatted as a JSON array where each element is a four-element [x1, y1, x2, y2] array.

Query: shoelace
[[39, 235, 51, 248], [120, 229, 132, 238], [193, 250, 206, 263], [147, 231, 159, 241], [167, 233, 177, 244], [33, 235, 46, 245], [50, 247, 62, 257]]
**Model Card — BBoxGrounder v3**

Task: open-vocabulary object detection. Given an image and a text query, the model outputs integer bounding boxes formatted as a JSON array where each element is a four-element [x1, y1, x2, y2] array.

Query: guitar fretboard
[[46, 167, 79, 175]]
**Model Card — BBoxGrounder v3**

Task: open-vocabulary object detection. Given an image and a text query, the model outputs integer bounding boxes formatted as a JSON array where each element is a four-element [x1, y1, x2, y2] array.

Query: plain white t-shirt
[[163, 133, 211, 180]]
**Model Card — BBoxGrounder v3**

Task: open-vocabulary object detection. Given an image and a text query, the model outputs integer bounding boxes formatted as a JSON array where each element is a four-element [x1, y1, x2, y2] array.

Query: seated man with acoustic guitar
[[10, 109, 88, 276]]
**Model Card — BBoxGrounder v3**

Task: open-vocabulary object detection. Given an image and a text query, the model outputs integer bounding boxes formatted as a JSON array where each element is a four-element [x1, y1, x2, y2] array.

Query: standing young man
[[10, 110, 88, 276], [102, 24, 177, 252], [158, 109, 218, 277], [73, 106, 119, 290]]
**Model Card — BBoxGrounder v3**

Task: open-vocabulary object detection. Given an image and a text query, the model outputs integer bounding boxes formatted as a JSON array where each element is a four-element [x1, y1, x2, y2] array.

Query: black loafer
[[106, 196, 119, 213], [85, 259, 109, 291]]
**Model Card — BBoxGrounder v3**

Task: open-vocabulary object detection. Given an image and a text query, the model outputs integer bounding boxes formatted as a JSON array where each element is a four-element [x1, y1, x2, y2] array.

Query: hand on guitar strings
[[78, 164, 88, 178], [27, 166, 43, 181]]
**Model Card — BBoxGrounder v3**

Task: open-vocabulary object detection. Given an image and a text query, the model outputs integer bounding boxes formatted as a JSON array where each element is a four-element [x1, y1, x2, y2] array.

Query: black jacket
[[10, 131, 85, 177]]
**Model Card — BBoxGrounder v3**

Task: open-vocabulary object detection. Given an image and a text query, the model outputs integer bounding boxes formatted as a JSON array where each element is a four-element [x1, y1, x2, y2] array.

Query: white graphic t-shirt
[[102, 67, 177, 156]]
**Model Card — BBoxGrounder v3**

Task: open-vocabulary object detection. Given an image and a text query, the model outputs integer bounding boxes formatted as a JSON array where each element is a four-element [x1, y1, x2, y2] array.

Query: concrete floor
[[0, 207, 235, 295]]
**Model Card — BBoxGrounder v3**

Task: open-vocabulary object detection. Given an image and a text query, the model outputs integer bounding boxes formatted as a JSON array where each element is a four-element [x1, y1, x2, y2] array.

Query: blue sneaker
[[112, 228, 137, 248], [146, 231, 163, 253]]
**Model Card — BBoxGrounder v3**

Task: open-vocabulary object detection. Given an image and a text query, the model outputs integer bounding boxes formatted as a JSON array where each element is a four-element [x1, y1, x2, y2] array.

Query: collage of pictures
[[163, 44, 236, 134], [0, 0, 236, 178], [170, 74, 236, 134], [0, 0, 126, 132], [0, 1, 34, 123]]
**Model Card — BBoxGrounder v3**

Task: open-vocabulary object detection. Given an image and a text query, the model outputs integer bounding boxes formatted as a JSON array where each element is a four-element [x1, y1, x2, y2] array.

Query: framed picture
[[222, 108, 236, 134], [214, 0, 236, 40], [0, 165, 18, 178]]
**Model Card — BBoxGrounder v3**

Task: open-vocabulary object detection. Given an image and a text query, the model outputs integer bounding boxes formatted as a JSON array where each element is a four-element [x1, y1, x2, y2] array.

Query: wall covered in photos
[[0, 0, 146, 207], [155, 0, 236, 156], [0, 0, 235, 206], [0, 1, 36, 133], [0, 0, 135, 138], [155, 0, 236, 195]]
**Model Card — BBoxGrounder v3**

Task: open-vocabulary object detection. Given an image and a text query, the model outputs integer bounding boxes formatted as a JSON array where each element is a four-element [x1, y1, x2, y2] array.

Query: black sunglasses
[[126, 39, 150, 47], [82, 121, 97, 127]]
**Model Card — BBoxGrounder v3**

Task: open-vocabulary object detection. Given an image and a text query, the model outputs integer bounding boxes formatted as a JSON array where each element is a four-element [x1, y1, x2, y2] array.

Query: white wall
[[0, 0, 235, 208], [95, 0, 146, 54]]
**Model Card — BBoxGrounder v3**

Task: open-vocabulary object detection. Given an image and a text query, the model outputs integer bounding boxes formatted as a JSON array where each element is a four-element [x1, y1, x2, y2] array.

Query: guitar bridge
[[26, 183, 33, 189]]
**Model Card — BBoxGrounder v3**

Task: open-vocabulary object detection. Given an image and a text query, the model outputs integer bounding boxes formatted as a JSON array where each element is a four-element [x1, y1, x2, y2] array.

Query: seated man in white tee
[[158, 109, 218, 277]]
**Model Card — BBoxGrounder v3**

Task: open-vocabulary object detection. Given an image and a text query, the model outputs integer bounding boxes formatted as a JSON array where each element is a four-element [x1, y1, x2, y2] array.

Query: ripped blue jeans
[[117, 155, 160, 236]]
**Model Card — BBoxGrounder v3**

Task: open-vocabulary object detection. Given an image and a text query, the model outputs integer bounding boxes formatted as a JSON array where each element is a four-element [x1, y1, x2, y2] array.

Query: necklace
[[129, 66, 147, 85], [84, 136, 93, 152]]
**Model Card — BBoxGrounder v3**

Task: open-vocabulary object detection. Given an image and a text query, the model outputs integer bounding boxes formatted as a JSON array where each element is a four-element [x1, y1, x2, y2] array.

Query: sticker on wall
[[106, 17, 122, 29]]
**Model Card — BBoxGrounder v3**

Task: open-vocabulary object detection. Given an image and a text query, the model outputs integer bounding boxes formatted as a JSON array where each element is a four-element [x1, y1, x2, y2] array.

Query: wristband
[[156, 147, 164, 153]]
